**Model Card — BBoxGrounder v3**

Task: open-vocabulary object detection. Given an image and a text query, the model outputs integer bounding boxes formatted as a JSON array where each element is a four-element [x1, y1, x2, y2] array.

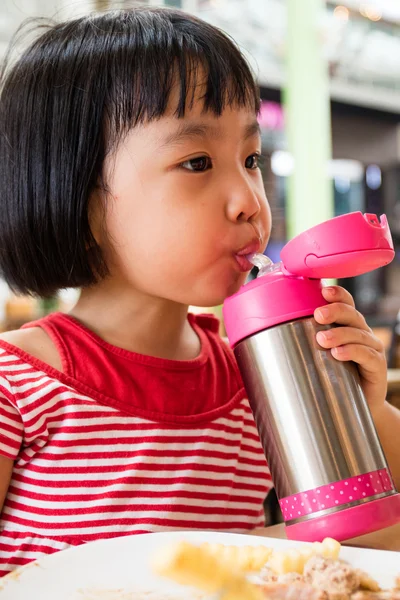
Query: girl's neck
[[69, 280, 201, 361]]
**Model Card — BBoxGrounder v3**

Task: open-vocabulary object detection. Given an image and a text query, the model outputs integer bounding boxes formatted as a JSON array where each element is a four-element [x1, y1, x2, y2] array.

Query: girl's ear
[[87, 187, 106, 248]]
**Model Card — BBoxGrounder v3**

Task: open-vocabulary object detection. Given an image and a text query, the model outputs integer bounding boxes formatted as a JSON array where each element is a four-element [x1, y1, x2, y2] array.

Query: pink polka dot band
[[279, 469, 394, 522]]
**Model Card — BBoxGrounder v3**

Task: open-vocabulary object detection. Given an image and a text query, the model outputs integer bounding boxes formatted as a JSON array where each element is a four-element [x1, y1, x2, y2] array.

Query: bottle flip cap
[[280, 212, 394, 279], [223, 212, 395, 348]]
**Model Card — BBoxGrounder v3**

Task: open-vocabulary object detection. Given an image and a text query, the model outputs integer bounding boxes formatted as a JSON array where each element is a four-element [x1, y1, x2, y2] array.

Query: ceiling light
[[334, 6, 350, 21], [359, 3, 382, 21]]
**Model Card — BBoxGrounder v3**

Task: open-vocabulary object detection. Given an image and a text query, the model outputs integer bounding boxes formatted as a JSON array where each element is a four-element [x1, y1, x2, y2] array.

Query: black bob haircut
[[0, 7, 260, 297]]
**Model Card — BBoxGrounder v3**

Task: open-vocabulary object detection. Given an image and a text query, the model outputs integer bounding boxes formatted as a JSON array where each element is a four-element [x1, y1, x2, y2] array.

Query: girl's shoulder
[[0, 327, 62, 371]]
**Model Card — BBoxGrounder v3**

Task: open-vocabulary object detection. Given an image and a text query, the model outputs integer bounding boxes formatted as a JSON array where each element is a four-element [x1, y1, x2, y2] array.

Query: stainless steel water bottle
[[223, 212, 400, 541]]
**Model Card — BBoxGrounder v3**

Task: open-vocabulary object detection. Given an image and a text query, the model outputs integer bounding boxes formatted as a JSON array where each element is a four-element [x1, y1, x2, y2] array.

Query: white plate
[[0, 531, 399, 599]]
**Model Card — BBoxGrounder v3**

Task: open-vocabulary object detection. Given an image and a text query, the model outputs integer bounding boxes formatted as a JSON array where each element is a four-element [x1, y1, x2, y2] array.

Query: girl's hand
[[314, 286, 387, 416]]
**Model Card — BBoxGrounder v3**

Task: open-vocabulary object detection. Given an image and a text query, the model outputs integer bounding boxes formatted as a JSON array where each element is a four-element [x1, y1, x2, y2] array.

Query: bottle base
[[285, 493, 400, 542]]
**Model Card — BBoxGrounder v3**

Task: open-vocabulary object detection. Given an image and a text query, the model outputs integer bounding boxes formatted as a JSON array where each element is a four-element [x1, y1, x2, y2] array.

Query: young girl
[[0, 7, 399, 577]]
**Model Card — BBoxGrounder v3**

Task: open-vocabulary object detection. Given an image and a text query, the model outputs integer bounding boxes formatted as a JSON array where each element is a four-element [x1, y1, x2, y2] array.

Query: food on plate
[[266, 538, 341, 575], [352, 591, 400, 599], [153, 540, 264, 600], [198, 541, 273, 572], [153, 539, 400, 600]]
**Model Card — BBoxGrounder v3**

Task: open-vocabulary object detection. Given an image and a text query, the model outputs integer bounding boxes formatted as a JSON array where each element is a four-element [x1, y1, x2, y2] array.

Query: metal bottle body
[[234, 317, 394, 525]]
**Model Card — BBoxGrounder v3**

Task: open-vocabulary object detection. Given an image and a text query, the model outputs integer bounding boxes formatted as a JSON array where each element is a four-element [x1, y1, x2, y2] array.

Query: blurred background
[[0, 0, 399, 375]]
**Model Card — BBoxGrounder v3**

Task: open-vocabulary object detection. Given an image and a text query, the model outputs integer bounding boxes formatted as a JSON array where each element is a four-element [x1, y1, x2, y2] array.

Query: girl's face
[[99, 97, 271, 307]]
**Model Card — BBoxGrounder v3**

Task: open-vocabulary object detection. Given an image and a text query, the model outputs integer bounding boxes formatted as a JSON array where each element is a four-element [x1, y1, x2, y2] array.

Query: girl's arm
[[0, 455, 13, 513]]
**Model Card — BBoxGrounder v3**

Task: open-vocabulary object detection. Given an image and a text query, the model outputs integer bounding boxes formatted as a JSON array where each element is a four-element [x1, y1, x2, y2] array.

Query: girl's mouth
[[234, 239, 261, 272], [234, 254, 255, 272]]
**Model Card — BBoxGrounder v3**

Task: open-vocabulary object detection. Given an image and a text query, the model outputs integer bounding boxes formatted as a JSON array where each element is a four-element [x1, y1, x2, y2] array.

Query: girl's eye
[[245, 153, 262, 170], [180, 156, 212, 172]]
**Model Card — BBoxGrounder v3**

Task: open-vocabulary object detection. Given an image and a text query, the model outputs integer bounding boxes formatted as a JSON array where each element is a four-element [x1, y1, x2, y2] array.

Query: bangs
[[100, 8, 260, 147]]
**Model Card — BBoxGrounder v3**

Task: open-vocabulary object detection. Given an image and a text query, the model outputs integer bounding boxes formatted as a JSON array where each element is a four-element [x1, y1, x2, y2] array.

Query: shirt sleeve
[[0, 379, 23, 460]]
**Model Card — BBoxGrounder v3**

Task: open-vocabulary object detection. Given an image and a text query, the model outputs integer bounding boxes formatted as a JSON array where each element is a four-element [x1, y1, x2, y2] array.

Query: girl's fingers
[[315, 302, 370, 331], [330, 344, 386, 380], [321, 286, 355, 308], [316, 326, 384, 353]]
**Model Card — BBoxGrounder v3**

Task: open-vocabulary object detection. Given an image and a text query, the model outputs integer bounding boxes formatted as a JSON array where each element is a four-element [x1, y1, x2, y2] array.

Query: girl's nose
[[225, 176, 262, 223]]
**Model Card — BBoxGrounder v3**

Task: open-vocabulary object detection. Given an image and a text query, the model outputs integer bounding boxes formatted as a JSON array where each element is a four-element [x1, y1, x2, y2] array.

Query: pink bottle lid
[[223, 213, 394, 348], [281, 212, 394, 279]]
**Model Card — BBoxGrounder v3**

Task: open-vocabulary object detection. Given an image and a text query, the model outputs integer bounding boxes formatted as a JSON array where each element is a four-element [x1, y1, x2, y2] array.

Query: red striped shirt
[[0, 312, 272, 576]]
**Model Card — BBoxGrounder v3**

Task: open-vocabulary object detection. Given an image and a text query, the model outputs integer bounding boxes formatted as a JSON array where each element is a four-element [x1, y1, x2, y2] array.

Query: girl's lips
[[234, 254, 255, 272], [234, 239, 261, 272], [236, 239, 262, 257]]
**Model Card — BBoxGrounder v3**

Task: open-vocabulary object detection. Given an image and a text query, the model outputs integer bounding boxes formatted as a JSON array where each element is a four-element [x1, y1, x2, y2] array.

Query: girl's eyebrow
[[159, 120, 261, 149], [244, 120, 261, 140]]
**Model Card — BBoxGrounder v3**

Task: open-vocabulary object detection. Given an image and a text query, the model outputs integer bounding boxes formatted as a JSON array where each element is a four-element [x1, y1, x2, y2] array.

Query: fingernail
[[333, 346, 345, 356], [317, 330, 333, 343], [324, 287, 336, 296], [317, 307, 330, 319]]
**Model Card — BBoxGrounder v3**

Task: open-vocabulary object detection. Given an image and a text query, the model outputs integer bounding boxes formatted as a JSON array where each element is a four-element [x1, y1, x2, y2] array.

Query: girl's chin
[[225, 273, 248, 297], [189, 279, 247, 308], [173, 271, 248, 308]]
